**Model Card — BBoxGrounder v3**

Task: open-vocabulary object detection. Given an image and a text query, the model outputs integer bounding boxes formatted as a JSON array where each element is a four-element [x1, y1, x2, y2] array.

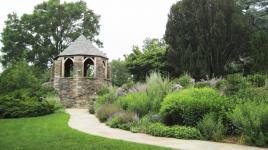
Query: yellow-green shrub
[[160, 88, 230, 126]]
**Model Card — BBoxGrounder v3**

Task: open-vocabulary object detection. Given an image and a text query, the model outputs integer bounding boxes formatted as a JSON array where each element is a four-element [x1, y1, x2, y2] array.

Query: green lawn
[[0, 111, 171, 150]]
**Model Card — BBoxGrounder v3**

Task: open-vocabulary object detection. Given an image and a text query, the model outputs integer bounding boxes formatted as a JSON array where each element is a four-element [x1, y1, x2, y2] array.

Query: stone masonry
[[52, 35, 111, 108]]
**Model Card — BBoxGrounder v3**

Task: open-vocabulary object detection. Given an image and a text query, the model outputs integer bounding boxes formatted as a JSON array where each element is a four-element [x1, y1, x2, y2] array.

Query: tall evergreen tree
[[165, 0, 252, 78]]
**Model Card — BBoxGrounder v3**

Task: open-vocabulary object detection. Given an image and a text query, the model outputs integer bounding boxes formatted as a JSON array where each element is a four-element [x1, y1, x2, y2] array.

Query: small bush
[[225, 74, 250, 95], [88, 105, 95, 114], [107, 111, 138, 130], [247, 74, 266, 87], [0, 89, 54, 118], [130, 115, 152, 133], [160, 88, 230, 126], [146, 72, 171, 112], [45, 95, 63, 111], [176, 74, 193, 88], [145, 123, 201, 139], [116, 92, 151, 117], [96, 85, 111, 96], [227, 102, 268, 146], [95, 86, 117, 109], [197, 113, 225, 141], [96, 104, 121, 122]]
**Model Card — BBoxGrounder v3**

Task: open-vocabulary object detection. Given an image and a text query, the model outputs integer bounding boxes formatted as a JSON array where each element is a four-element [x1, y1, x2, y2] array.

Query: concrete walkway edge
[[66, 109, 267, 150]]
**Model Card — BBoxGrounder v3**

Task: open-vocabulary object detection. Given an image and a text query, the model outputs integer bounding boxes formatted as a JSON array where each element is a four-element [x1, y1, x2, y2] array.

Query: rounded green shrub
[[160, 88, 230, 126], [176, 74, 193, 88], [88, 105, 95, 114]]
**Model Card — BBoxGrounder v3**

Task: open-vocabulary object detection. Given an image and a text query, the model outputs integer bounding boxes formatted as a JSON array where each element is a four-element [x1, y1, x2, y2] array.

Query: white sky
[[0, 0, 177, 72]]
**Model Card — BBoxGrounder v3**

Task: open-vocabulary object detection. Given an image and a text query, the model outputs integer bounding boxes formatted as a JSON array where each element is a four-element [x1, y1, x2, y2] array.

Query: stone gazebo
[[52, 35, 110, 108]]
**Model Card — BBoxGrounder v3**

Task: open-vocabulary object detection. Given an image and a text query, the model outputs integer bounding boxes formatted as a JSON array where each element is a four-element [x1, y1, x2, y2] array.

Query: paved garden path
[[66, 109, 267, 150]]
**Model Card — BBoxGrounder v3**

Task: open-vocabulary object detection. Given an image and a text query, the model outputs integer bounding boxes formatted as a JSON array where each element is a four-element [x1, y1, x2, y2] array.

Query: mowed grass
[[0, 112, 171, 150]]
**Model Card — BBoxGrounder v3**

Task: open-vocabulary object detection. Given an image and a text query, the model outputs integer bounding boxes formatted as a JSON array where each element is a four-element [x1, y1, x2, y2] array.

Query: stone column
[[74, 56, 83, 77], [53, 58, 63, 90]]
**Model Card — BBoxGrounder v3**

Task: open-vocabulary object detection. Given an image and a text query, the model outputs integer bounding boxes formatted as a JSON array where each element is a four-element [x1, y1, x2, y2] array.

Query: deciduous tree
[[1, 0, 101, 69]]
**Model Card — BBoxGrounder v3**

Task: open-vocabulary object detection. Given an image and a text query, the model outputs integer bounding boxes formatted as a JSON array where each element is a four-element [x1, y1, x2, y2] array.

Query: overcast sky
[[0, 0, 177, 72]]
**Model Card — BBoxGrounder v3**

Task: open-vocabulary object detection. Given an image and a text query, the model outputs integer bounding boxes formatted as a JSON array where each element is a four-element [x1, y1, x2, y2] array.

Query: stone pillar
[[53, 58, 63, 90], [95, 57, 106, 79], [74, 56, 83, 77]]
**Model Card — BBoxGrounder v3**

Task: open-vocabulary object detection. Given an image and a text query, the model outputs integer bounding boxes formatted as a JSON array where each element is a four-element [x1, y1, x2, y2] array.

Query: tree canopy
[[1, 0, 101, 69], [0, 61, 39, 95], [165, 0, 253, 79], [111, 59, 132, 87], [125, 39, 172, 81]]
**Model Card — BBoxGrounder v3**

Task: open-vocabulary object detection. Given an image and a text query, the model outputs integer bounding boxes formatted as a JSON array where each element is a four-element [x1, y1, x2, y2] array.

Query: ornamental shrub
[[227, 102, 268, 146], [96, 104, 121, 122], [197, 113, 225, 141], [225, 74, 250, 95], [96, 85, 111, 96], [145, 123, 201, 139], [95, 86, 117, 109], [175, 74, 193, 88], [160, 88, 230, 126], [146, 72, 171, 112], [88, 105, 95, 114], [0, 88, 54, 118], [116, 92, 151, 117], [106, 111, 138, 130]]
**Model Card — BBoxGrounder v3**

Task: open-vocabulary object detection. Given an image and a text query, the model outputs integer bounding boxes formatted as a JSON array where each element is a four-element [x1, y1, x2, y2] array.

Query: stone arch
[[64, 58, 74, 77], [84, 57, 95, 77]]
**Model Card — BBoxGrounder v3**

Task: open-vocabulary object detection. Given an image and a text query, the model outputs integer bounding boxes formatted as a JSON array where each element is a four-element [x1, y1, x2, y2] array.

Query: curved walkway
[[66, 109, 267, 150]]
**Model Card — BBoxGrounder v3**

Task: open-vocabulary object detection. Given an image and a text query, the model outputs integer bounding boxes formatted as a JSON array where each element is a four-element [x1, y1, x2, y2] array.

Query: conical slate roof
[[58, 35, 107, 58]]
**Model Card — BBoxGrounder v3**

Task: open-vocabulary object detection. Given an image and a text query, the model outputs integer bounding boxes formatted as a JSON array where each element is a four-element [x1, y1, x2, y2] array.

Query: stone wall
[[57, 77, 109, 108]]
